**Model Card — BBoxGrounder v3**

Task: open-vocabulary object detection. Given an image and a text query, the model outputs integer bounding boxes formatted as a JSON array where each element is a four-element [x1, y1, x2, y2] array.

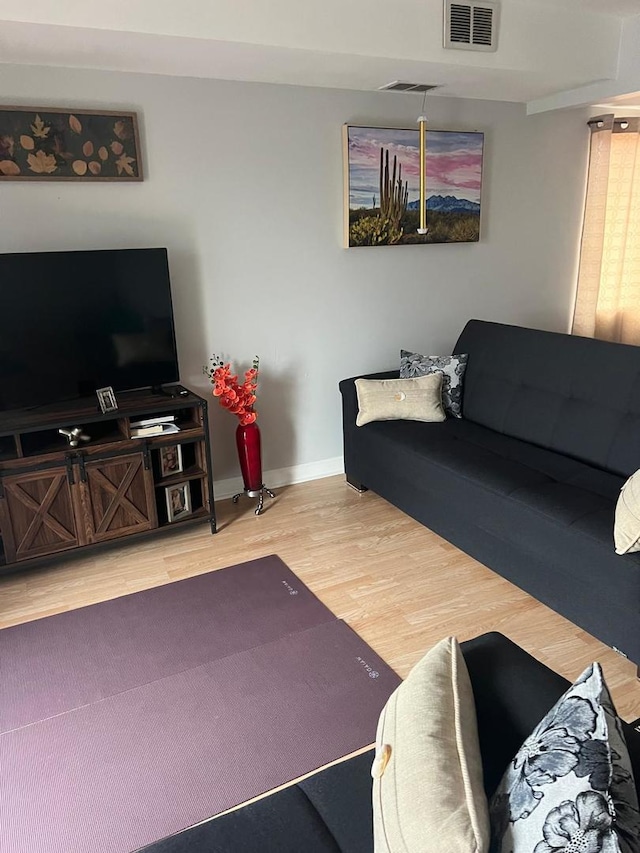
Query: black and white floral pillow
[[490, 663, 640, 853], [400, 351, 468, 418]]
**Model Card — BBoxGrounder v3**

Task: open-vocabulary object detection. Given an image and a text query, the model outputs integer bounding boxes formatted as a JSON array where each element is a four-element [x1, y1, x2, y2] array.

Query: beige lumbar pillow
[[614, 469, 640, 554], [372, 636, 490, 853], [355, 374, 445, 427]]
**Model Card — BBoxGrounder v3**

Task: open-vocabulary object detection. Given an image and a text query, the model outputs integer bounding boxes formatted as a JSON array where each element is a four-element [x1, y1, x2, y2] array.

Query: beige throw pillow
[[614, 469, 640, 554], [355, 374, 445, 427], [372, 637, 490, 853]]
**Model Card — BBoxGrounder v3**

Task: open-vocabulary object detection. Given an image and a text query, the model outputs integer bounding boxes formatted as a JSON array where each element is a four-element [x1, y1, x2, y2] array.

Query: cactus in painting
[[350, 214, 404, 246], [379, 147, 408, 236], [348, 145, 409, 246]]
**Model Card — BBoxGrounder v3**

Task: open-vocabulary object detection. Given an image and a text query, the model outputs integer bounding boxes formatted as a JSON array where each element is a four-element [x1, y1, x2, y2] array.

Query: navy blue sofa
[[339, 320, 640, 668]]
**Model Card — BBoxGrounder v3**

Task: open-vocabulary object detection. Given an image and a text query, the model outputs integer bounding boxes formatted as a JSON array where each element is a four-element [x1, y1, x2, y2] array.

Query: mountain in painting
[[407, 195, 481, 214]]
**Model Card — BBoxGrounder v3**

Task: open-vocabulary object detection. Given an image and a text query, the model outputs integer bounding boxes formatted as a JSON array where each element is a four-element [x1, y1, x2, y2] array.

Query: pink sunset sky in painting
[[347, 126, 483, 209]]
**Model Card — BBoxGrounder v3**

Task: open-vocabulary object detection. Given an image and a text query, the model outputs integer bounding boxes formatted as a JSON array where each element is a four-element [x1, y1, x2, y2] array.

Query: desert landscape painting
[[344, 125, 483, 247]]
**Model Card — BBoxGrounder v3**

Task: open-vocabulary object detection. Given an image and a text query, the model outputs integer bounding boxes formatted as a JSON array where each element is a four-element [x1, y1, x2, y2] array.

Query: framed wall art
[[0, 107, 142, 181], [343, 125, 483, 247]]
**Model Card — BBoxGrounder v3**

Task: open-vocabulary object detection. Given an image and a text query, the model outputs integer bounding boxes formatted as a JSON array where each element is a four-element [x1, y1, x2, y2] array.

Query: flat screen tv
[[0, 248, 180, 412]]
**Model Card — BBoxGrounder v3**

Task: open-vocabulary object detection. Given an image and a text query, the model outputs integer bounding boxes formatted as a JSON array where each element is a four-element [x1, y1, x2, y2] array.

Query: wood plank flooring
[[1, 474, 639, 720]]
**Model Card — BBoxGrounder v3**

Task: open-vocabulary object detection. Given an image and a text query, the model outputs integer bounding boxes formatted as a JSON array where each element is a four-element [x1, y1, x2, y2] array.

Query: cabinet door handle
[[142, 442, 151, 470], [78, 454, 87, 483]]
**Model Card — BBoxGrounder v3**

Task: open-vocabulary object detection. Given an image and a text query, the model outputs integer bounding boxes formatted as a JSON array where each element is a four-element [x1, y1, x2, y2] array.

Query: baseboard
[[214, 456, 344, 500]]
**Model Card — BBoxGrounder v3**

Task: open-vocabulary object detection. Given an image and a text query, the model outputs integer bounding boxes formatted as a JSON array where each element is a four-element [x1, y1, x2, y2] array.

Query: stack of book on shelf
[[130, 414, 180, 438]]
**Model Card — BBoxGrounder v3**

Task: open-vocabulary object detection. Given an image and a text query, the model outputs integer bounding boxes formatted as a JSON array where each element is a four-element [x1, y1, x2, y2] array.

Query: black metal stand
[[232, 484, 276, 515]]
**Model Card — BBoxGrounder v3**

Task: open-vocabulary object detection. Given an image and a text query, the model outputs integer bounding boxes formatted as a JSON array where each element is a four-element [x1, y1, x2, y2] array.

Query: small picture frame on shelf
[[159, 444, 183, 478], [165, 481, 191, 522], [96, 386, 118, 414]]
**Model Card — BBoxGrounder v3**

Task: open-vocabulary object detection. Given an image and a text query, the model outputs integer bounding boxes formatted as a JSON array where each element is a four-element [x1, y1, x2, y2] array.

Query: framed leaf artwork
[[0, 107, 142, 181], [343, 125, 483, 247]]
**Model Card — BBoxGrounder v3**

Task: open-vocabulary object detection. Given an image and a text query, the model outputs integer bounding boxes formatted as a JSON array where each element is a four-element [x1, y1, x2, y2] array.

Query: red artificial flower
[[204, 354, 260, 424]]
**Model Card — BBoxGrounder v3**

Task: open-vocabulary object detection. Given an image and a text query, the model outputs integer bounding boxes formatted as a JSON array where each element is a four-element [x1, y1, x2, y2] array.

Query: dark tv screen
[[0, 248, 179, 412]]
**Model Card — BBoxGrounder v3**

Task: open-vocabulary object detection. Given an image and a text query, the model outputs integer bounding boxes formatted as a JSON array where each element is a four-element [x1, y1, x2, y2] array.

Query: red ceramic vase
[[236, 421, 263, 495]]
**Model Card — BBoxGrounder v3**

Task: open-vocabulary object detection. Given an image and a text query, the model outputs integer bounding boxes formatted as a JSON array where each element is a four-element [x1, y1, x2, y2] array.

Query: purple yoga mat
[[1, 556, 400, 853], [2, 555, 334, 732]]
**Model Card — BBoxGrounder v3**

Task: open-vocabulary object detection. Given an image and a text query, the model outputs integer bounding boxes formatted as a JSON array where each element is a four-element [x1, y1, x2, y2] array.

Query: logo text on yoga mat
[[356, 656, 379, 678], [281, 580, 299, 595]]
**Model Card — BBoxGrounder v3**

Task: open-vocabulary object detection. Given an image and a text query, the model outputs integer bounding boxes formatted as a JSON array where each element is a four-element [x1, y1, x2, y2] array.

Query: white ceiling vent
[[444, 0, 499, 52], [378, 82, 440, 93]]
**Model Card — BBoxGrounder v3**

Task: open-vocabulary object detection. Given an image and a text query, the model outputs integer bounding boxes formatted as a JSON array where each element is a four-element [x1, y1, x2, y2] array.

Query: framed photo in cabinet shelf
[[165, 481, 191, 522], [159, 444, 183, 478]]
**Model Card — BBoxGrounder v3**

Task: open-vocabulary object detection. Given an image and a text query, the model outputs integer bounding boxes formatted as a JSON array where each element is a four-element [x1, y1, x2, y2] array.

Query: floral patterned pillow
[[400, 351, 468, 418], [490, 663, 640, 853]]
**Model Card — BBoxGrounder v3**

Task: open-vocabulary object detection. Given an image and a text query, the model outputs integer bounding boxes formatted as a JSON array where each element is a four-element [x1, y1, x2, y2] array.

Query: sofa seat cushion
[[433, 426, 638, 570], [365, 420, 625, 527], [364, 420, 552, 498], [365, 418, 625, 539], [445, 418, 625, 502], [140, 749, 376, 853], [509, 481, 610, 528], [354, 418, 640, 659], [404, 435, 552, 497]]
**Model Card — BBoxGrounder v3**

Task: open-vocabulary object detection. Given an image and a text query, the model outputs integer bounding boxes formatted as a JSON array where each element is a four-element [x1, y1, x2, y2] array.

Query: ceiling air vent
[[444, 0, 499, 52], [378, 82, 440, 93]]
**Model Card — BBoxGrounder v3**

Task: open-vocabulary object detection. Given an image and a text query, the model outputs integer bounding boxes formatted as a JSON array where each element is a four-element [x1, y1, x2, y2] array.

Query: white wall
[[0, 65, 590, 486]]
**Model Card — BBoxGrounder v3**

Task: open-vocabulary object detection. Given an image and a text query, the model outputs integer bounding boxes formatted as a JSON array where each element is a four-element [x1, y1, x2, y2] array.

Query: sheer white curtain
[[572, 115, 640, 344]]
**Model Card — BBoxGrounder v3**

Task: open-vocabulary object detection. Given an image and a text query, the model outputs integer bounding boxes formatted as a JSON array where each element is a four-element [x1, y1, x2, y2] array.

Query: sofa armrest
[[339, 370, 399, 430], [339, 370, 398, 489], [139, 750, 376, 853]]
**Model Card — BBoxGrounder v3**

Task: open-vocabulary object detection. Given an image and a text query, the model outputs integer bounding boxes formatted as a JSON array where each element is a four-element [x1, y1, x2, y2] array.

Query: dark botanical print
[[506, 696, 597, 821], [399, 351, 468, 417], [575, 740, 612, 791], [490, 664, 639, 853], [533, 791, 612, 853]]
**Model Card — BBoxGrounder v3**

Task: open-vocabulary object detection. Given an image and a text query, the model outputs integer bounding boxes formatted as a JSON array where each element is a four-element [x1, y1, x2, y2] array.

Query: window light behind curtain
[[572, 115, 640, 345]]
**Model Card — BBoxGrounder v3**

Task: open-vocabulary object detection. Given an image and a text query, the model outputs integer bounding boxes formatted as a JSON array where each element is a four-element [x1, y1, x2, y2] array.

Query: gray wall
[[0, 65, 589, 486]]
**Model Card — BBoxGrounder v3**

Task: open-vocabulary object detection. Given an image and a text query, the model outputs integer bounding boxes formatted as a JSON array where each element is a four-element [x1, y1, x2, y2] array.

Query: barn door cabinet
[[0, 388, 216, 573]]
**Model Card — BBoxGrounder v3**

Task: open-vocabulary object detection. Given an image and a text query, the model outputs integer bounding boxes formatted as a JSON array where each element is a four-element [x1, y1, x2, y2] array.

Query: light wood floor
[[1, 475, 639, 721]]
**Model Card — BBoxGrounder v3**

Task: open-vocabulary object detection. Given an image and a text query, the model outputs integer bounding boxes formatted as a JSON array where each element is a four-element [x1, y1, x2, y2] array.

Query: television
[[0, 248, 180, 412]]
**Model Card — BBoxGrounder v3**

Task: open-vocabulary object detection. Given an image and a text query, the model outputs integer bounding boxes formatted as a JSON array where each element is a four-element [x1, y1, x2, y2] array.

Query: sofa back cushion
[[454, 320, 640, 477]]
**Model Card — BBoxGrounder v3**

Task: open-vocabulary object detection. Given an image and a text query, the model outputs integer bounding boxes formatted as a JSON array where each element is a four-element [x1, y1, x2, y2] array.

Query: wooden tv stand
[[0, 387, 216, 573]]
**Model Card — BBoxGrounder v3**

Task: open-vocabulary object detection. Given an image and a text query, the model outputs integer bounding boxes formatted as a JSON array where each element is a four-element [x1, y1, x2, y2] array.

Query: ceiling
[[0, 0, 638, 111]]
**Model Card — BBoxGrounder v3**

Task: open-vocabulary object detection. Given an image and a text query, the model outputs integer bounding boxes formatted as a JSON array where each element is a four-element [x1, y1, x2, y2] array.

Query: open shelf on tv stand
[[0, 387, 216, 574]]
